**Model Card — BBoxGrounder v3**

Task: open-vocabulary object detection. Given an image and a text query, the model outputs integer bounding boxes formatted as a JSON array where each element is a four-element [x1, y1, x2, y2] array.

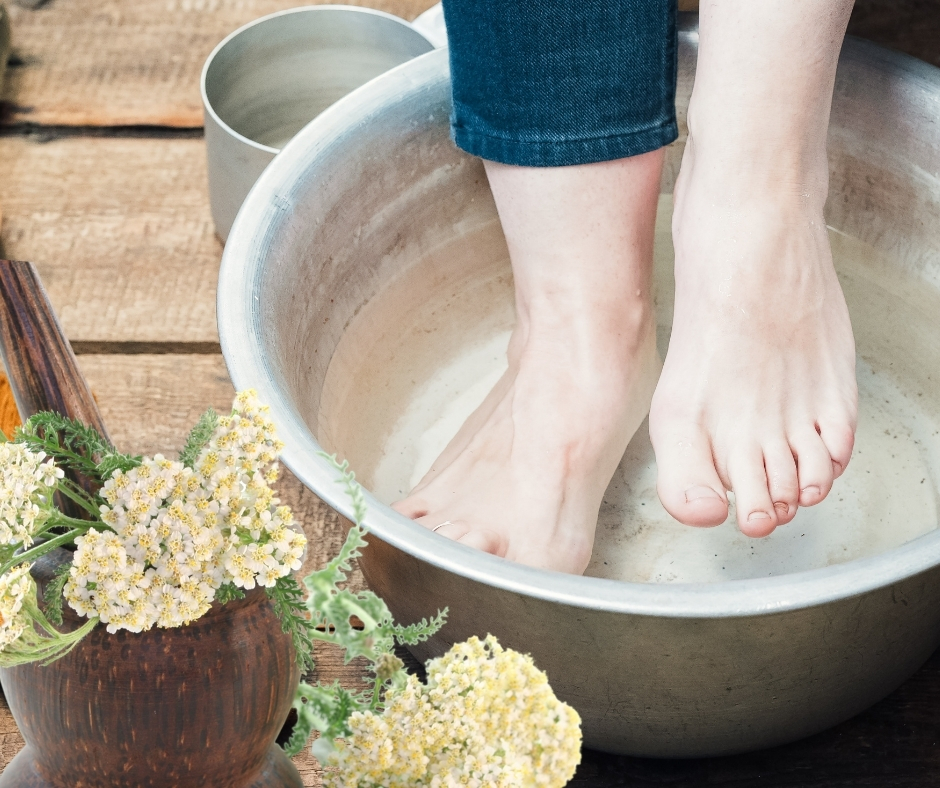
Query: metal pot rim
[[200, 3, 435, 156], [219, 44, 940, 621]]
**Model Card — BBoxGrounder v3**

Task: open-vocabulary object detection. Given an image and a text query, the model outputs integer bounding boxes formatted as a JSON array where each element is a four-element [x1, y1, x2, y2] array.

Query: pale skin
[[394, 0, 859, 573]]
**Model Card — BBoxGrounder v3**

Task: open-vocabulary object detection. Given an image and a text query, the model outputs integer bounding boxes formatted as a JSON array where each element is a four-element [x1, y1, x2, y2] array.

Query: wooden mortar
[[0, 260, 302, 788]]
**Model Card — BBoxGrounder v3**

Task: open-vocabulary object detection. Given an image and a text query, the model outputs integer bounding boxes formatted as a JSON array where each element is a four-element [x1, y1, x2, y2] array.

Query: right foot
[[394, 297, 660, 573], [393, 153, 665, 573]]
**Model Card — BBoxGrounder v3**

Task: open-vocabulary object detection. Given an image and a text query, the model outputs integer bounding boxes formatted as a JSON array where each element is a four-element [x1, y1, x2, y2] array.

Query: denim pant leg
[[442, 0, 678, 167]]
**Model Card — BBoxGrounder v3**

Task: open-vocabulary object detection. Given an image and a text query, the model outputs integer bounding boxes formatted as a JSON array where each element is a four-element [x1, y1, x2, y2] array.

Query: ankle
[[520, 290, 655, 362], [676, 137, 829, 225], [683, 105, 829, 205]]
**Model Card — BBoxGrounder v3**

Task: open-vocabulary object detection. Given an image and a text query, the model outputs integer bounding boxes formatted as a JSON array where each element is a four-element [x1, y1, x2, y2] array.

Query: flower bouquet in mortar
[[0, 390, 307, 665], [0, 389, 582, 787], [0, 391, 311, 787]]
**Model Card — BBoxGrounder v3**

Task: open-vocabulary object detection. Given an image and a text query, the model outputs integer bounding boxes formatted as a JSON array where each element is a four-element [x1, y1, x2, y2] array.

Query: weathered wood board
[[0, 135, 222, 343], [2, 0, 437, 127], [5, 0, 939, 129]]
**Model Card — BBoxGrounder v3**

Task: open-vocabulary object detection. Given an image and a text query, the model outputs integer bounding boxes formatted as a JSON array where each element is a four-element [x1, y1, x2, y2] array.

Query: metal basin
[[218, 21, 940, 757]]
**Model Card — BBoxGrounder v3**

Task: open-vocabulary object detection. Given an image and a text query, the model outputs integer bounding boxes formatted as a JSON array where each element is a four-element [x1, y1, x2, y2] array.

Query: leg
[[392, 0, 678, 573], [650, 0, 858, 536], [394, 153, 663, 573]]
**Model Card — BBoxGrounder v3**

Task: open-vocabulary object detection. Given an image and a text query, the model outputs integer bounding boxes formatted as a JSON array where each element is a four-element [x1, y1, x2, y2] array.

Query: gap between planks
[[0, 135, 222, 344], [0, 123, 204, 141], [71, 341, 221, 354]]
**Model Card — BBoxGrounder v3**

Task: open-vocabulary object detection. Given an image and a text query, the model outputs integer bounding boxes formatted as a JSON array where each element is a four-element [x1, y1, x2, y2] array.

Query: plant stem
[[343, 601, 378, 630], [0, 528, 86, 577], [48, 512, 100, 530], [310, 629, 341, 646], [55, 481, 99, 516], [370, 676, 384, 711]]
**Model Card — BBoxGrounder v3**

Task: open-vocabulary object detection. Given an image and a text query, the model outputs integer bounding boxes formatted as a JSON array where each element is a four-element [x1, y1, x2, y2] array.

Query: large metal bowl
[[218, 20, 940, 757]]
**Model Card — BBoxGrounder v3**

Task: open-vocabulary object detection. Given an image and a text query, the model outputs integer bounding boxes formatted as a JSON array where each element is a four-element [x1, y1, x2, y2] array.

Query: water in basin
[[319, 195, 940, 583]]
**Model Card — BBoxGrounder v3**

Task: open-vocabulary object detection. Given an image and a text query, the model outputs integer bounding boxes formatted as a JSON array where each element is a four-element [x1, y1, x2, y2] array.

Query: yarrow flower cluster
[[325, 635, 582, 788], [0, 443, 63, 548], [64, 391, 306, 633], [0, 565, 33, 650]]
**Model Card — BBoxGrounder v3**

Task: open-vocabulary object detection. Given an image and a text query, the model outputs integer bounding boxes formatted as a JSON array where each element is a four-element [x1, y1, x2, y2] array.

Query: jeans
[[442, 0, 678, 167]]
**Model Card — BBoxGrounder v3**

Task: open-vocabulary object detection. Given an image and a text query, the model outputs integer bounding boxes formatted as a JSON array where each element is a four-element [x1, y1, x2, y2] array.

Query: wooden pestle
[[0, 260, 111, 518]]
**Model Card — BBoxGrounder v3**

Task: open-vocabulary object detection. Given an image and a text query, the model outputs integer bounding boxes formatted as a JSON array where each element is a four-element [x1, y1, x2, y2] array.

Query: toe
[[726, 445, 778, 537], [790, 428, 835, 507], [650, 423, 728, 527], [817, 417, 855, 479], [763, 439, 799, 525], [456, 528, 507, 556], [415, 514, 467, 538], [414, 516, 508, 558], [392, 498, 429, 519]]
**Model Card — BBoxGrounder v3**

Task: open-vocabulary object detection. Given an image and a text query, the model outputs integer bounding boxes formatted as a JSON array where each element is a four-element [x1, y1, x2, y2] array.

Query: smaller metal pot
[[202, 5, 435, 242]]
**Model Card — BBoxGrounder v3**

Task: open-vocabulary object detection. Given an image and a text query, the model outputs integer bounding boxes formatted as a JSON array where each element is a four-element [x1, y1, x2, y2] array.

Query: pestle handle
[[0, 260, 110, 442]]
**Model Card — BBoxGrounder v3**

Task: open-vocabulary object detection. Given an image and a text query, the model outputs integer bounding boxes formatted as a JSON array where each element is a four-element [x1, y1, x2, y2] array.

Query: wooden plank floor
[[2, 0, 940, 785]]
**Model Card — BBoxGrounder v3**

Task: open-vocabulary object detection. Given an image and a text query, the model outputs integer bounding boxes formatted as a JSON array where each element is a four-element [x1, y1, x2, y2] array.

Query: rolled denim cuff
[[444, 0, 678, 168], [451, 111, 678, 167]]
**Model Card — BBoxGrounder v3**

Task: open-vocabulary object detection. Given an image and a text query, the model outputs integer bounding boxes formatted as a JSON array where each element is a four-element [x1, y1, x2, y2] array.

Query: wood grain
[[0, 649, 351, 786], [0, 136, 221, 343], [1, 555, 303, 788], [5, 0, 939, 129], [0, 260, 109, 440], [2, 0, 437, 128], [0, 259, 112, 517]]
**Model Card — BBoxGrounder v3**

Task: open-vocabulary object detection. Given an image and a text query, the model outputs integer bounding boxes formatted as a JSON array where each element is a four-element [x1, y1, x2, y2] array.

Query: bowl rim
[[218, 42, 940, 620], [200, 3, 435, 156]]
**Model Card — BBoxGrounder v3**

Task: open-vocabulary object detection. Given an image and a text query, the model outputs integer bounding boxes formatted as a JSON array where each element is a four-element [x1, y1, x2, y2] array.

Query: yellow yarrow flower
[[324, 635, 581, 788], [64, 391, 306, 633]]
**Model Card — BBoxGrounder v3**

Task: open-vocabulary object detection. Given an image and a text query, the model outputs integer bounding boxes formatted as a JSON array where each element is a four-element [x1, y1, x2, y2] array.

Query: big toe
[[391, 497, 429, 519], [651, 423, 729, 527], [818, 416, 856, 479]]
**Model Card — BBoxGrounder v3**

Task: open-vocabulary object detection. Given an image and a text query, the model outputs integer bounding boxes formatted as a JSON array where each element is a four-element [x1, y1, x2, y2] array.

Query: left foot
[[650, 0, 858, 536], [650, 139, 858, 535]]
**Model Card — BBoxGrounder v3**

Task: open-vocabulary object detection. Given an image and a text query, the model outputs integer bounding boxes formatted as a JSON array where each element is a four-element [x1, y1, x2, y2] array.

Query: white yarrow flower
[[63, 391, 306, 633], [0, 444, 63, 547]]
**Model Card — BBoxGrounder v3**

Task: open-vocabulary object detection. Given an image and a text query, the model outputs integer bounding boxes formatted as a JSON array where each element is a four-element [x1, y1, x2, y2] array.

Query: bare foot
[[649, 0, 858, 536], [393, 152, 664, 573]]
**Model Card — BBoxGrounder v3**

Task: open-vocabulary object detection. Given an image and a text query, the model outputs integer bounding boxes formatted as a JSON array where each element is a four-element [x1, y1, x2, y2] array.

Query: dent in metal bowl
[[218, 21, 940, 756]]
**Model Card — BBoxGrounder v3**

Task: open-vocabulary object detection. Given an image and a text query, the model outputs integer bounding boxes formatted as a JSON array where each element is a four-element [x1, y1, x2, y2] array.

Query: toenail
[[801, 485, 821, 500], [773, 502, 790, 516], [747, 511, 772, 523], [684, 486, 722, 503]]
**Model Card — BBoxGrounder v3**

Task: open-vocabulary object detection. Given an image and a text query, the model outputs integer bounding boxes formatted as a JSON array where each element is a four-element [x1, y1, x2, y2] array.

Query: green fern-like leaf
[[318, 452, 367, 525], [43, 561, 72, 627], [267, 575, 316, 674], [215, 582, 245, 605], [290, 453, 450, 758], [392, 610, 449, 646], [284, 681, 366, 757], [179, 408, 218, 468], [15, 412, 140, 482]]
